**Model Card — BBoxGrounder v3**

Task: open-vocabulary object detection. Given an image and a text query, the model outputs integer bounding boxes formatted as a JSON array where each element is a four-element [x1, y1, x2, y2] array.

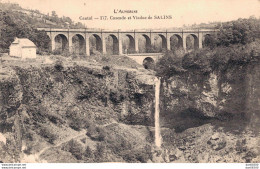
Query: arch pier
[[38, 28, 216, 55]]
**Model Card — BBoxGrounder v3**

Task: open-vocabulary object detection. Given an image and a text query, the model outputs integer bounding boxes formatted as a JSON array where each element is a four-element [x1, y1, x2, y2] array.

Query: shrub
[[84, 146, 93, 158], [52, 49, 62, 55], [109, 88, 126, 104], [94, 143, 106, 158], [24, 132, 33, 141], [235, 139, 247, 154], [38, 127, 57, 144], [80, 138, 86, 144], [23, 145, 33, 155], [122, 147, 152, 163], [86, 125, 107, 141], [102, 65, 110, 71], [62, 139, 84, 160], [54, 60, 64, 71], [107, 136, 133, 155], [39, 109, 64, 125], [66, 109, 92, 131], [101, 56, 110, 62], [155, 51, 185, 78]]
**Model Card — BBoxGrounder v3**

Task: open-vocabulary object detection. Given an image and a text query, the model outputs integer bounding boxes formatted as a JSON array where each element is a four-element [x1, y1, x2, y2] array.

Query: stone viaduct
[[38, 28, 216, 56]]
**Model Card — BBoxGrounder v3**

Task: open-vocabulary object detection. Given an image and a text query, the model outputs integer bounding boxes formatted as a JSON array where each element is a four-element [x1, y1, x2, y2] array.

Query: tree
[[203, 34, 217, 49], [216, 17, 260, 46], [51, 11, 58, 18]]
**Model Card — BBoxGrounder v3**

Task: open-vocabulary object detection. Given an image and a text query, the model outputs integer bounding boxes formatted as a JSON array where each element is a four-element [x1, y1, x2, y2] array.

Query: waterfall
[[154, 77, 162, 148]]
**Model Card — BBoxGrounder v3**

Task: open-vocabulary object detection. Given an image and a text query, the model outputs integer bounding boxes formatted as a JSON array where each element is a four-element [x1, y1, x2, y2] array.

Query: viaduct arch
[[54, 34, 68, 52], [170, 34, 183, 50], [71, 34, 85, 54], [89, 34, 103, 54]]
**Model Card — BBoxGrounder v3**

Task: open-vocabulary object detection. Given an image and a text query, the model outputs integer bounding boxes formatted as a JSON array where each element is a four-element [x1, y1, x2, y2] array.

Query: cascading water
[[154, 77, 162, 148]]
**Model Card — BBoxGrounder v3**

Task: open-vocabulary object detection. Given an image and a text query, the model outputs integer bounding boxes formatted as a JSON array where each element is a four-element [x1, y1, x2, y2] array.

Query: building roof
[[12, 38, 36, 48]]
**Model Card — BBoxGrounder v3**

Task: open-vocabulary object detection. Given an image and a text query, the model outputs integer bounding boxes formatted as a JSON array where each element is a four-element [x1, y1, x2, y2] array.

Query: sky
[[2, 0, 260, 29]]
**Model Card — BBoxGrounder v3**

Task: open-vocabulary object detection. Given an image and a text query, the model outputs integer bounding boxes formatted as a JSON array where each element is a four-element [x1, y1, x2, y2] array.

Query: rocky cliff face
[[0, 63, 158, 162], [159, 60, 260, 163], [0, 58, 259, 163], [0, 63, 156, 126], [160, 60, 260, 133]]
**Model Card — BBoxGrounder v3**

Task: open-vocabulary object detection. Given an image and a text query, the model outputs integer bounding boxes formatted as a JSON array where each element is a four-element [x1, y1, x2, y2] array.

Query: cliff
[[0, 55, 259, 163]]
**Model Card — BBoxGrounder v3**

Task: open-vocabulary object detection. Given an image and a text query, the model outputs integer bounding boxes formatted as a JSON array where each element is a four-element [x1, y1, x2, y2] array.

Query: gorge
[[0, 51, 259, 162]]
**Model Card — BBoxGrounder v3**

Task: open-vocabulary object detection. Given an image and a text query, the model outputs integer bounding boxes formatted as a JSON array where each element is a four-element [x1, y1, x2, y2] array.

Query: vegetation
[[0, 2, 85, 53], [38, 126, 57, 144], [86, 125, 107, 141], [62, 139, 84, 160], [0, 2, 85, 29], [156, 17, 260, 78], [0, 1, 259, 163], [205, 16, 260, 48], [0, 9, 50, 53]]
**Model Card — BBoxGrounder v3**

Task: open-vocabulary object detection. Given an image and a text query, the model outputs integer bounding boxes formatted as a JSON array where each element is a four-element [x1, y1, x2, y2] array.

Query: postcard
[[0, 0, 259, 168]]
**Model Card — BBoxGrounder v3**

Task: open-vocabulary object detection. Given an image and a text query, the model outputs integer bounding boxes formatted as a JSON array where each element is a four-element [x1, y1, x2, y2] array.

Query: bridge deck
[[37, 28, 217, 33], [127, 53, 163, 56]]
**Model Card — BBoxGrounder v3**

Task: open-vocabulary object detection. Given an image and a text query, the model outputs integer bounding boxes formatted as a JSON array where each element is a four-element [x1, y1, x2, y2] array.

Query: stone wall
[[160, 60, 260, 133]]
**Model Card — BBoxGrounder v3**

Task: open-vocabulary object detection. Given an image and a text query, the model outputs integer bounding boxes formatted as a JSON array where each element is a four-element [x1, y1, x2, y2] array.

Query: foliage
[[62, 139, 84, 160], [156, 36, 260, 79], [38, 126, 57, 144], [155, 51, 185, 78], [94, 143, 106, 158], [86, 125, 107, 141], [84, 146, 94, 158], [0, 10, 50, 53], [204, 17, 260, 48], [67, 112, 89, 131], [121, 145, 153, 163], [203, 35, 217, 49], [109, 87, 126, 104], [54, 60, 64, 72], [0, 2, 85, 29], [0, 2, 86, 53], [65, 106, 93, 131]]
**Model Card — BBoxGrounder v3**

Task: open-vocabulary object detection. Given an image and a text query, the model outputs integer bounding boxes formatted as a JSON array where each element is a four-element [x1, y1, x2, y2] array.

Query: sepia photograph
[[0, 0, 259, 168]]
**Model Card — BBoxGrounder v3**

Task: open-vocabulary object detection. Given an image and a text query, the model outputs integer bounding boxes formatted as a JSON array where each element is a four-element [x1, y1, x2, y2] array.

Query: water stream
[[154, 77, 162, 148]]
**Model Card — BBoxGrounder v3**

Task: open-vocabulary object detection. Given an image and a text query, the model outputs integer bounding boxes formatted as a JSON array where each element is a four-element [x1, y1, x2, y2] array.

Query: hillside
[[0, 2, 85, 53], [0, 49, 259, 162], [0, 2, 85, 29]]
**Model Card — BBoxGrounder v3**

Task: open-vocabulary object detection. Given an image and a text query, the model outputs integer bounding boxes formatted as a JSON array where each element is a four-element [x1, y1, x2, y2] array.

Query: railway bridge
[[38, 28, 216, 56]]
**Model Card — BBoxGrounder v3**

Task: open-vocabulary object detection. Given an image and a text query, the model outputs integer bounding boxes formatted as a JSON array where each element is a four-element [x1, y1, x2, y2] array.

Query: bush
[[62, 139, 84, 160], [155, 51, 185, 78], [80, 138, 86, 144], [101, 56, 111, 62], [203, 34, 217, 49], [94, 143, 106, 158], [122, 146, 152, 163], [52, 49, 62, 55], [38, 127, 57, 144], [84, 146, 93, 158], [66, 108, 93, 131], [54, 60, 64, 71], [23, 145, 33, 155], [86, 125, 107, 141], [109, 87, 126, 104]]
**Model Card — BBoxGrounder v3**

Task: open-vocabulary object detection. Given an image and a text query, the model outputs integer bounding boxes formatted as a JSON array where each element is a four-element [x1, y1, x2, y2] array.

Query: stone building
[[9, 38, 37, 59]]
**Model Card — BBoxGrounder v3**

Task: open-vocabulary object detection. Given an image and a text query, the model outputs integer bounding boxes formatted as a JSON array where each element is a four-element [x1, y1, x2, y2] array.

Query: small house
[[9, 38, 37, 59]]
